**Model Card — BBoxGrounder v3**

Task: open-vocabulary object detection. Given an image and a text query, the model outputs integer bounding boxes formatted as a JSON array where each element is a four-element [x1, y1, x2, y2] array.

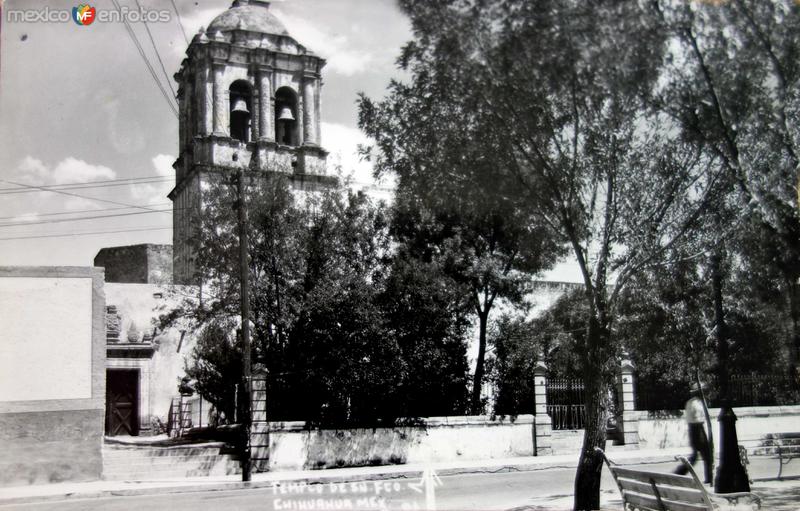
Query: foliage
[[358, 1, 728, 507], [168, 172, 472, 427]]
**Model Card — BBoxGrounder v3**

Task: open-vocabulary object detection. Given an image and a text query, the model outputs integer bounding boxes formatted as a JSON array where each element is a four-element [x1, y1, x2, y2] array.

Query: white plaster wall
[[635, 406, 800, 449], [0, 277, 92, 401], [267, 416, 535, 471]]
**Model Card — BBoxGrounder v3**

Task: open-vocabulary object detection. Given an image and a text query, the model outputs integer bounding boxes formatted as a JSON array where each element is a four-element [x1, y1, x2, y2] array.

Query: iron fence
[[547, 378, 586, 430], [726, 374, 799, 407]]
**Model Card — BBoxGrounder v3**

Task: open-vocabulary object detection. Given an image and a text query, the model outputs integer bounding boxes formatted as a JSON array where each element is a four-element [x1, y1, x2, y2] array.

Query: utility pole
[[237, 167, 252, 482]]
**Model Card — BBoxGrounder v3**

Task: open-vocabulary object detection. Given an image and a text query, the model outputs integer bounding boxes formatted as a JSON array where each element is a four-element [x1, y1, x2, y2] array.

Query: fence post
[[250, 364, 270, 472], [533, 352, 552, 456], [617, 351, 639, 446]]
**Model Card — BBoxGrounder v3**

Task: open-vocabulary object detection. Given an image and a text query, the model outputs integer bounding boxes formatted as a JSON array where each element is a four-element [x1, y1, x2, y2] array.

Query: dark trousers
[[676, 423, 713, 483]]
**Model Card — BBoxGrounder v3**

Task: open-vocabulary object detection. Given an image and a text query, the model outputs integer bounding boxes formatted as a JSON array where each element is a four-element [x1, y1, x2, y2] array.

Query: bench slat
[[623, 492, 709, 511], [616, 478, 706, 504], [611, 467, 699, 489]]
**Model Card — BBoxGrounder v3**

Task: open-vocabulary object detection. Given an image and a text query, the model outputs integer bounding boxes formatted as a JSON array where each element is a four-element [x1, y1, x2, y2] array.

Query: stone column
[[250, 364, 270, 472], [258, 68, 273, 141], [533, 353, 552, 456], [196, 62, 213, 136], [617, 351, 639, 446], [212, 63, 226, 136], [302, 76, 316, 145]]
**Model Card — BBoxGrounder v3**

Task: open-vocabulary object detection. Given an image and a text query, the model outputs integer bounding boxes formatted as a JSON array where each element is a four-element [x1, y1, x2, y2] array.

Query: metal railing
[[547, 378, 586, 430]]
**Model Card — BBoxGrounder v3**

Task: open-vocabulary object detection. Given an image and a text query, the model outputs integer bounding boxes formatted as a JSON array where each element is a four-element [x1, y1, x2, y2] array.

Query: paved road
[[1, 457, 793, 511]]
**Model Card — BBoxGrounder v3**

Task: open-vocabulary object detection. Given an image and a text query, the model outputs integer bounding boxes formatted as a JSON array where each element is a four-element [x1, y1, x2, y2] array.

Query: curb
[[0, 453, 681, 506]]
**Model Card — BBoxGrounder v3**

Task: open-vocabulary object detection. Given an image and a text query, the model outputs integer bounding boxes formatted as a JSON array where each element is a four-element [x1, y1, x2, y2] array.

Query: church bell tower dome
[[207, 0, 289, 36]]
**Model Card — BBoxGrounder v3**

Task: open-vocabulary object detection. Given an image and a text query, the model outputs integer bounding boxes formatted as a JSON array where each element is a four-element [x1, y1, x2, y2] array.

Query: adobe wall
[[94, 244, 172, 284], [0, 267, 106, 486]]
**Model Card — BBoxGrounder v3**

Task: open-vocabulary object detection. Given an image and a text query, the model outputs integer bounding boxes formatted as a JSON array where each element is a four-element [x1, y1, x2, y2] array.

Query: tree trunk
[[471, 310, 489, 414], [573, 313, 611, 511]]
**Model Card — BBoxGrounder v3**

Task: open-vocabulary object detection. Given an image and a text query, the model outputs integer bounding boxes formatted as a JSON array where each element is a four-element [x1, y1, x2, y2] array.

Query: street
[[2, 457, 794, 511]]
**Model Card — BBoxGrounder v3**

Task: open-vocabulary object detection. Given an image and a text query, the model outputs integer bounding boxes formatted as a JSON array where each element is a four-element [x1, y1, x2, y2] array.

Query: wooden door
[[105, 369, 139, 436]]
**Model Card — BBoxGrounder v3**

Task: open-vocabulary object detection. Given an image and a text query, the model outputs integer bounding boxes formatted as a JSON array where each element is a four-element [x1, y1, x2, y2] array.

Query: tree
[[650, 0, 800, 378], [389, 188, 563, 413], [359, 2, 721, 507], [164, 171, 474, 426]]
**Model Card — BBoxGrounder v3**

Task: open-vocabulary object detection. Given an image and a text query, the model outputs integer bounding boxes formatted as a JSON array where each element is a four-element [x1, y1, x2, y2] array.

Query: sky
[[0, 0, 581, 281]]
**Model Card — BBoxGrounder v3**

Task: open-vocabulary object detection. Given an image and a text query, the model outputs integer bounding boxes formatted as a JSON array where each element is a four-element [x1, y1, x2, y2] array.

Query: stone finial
[[533, 347, 548, 376], [620, 349, 634, 373], [198, 30, 209, 43], [213, 31, 225, 42]]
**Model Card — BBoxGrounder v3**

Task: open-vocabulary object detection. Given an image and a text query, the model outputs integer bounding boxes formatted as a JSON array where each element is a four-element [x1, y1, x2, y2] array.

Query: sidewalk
[[517, 479, 800, 511], [0, 447, 794, 507]]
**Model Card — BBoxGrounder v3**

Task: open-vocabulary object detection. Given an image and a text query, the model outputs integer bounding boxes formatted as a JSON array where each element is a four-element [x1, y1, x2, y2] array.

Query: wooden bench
[[761, 432, 800, 479], [597, 448, 761, 511]]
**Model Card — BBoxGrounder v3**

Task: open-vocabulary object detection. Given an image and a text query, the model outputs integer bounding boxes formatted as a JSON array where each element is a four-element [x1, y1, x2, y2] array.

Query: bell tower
[[169, 0, 334, 284]]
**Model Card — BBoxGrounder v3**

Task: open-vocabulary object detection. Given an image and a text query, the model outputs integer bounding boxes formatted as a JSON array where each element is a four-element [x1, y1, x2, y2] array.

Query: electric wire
[[110, 0, 179, 117], [0, 226, 172, 241], [0, 178, 172, 195], [0, 203, 172, 220], [0, 179, 167, 212], [0, 208, 174, 228], [169, 0, 190, 45], [0, 174, 172, 192], [133, 0, 177, 99]]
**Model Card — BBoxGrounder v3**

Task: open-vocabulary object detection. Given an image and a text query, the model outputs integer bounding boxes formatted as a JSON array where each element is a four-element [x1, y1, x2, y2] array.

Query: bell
[[278, 106, 295, 121], [231, 98, 249, 114]]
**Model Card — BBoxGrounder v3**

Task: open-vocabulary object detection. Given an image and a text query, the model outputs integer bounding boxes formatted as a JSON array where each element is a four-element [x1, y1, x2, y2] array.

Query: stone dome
[[207, 0, 289, 36]]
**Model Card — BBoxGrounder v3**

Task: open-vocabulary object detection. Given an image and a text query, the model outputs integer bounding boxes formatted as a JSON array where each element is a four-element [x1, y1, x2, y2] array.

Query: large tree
[[651, 0, 800, 378], [359, 1, 722, 507]]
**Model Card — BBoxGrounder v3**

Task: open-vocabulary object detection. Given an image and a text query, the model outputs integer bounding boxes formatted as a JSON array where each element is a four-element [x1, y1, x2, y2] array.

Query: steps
[[102, 441, 241, 480]]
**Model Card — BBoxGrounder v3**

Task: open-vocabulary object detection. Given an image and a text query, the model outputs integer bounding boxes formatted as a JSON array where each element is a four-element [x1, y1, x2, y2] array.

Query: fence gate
[[547, 378, 585, 430]]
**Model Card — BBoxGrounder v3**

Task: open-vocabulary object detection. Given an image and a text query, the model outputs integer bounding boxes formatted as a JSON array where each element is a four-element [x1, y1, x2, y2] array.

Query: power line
[[0, 179, 167, 212], [0, 226, 172, 242], [0, 174, 173, 192], [0, 203, 172, 220], [0, 178, 172, 195], [133, 0, 177, 99], [169, 0, 190, 46], [0, 208, 173, 228], [111, 0, 179, 117]]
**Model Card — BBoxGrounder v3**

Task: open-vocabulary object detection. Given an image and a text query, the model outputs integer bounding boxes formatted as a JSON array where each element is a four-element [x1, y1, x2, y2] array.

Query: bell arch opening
[[229, 80, 253, 143], [275, 86, 299, 147]]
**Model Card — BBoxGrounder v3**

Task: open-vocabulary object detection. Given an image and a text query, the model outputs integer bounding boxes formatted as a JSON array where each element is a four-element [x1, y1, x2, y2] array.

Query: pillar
[[197, 61, 213, 136], [258, 68, 273, 141], [250, 364, 269, 472], [617, 351, 639, 446], [533, 352, 552, 455], [302, 76, 317, 145], [212, 62, 226, 136]]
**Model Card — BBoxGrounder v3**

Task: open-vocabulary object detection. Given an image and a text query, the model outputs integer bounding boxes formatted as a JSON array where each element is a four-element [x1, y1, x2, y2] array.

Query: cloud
[[129, 154, 175, 204], [14, 156, 116, 185], [321, 122, 373, 182], [272, 12, 375, 76]]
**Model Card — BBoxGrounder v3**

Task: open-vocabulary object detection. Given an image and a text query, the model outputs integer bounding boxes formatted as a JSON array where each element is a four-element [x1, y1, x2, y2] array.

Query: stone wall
[[0, 266, 106, 486], [94, 244, 173, 284], [265, 415, 535, 471]]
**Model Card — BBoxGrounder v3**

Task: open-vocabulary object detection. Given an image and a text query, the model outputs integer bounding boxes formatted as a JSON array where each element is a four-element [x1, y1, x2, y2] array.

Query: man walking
[[675, 382, 713, 484]]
